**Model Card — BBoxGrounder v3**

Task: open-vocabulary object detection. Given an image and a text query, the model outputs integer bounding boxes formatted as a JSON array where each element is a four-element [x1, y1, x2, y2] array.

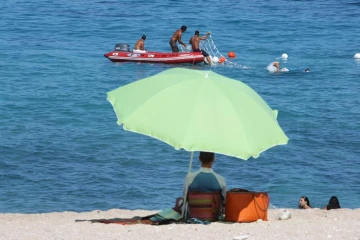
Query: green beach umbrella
[[107, 67, 288, 161]]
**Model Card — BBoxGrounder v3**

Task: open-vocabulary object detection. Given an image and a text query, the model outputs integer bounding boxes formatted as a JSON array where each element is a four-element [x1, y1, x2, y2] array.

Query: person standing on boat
[[169, 25, 187, 52], [189, 30, 212, 66], [133, 35, 146, 53]]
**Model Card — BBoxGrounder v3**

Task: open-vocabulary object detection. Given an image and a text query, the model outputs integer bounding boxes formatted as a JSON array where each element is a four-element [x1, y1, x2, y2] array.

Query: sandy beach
[[0, 208, 359, 240]]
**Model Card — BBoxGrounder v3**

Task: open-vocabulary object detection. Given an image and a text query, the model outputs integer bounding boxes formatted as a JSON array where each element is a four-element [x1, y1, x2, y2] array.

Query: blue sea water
[[0, 0, 359, 213]]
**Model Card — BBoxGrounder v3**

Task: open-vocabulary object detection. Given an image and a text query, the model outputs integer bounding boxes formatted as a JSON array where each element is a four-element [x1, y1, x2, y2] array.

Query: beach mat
[[75, 214, 157, 225], [75, 214, 180, 225]]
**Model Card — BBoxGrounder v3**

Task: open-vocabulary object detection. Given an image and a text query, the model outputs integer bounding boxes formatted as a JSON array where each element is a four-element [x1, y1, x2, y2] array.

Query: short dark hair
[[181, 25, 187, 31], [195, 30, 199, 35], [142, 35, 146, 40], [199, 152, 214, 164]]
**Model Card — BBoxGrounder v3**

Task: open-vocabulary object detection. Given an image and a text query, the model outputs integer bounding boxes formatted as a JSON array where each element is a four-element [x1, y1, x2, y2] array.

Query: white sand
[[0, 208, 359, 240]]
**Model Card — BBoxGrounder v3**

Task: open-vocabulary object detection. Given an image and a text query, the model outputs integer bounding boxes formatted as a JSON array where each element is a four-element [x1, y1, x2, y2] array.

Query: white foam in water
[[282, 53, 288, 59], [281, 68, 289, 72], [354, 53, 360, 59]]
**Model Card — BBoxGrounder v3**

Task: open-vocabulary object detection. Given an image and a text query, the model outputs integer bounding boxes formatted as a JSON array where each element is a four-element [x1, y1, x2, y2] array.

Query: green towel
[[151, 208, 182, 222]]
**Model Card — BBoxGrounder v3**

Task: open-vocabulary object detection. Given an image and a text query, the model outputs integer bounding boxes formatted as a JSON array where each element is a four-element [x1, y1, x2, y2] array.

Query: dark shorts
[[194, 48, 209, 57], [169, 40, 179, 52]]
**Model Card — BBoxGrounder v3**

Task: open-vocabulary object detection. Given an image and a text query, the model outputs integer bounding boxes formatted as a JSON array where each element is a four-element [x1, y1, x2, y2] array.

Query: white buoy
[[354, 53, 360, 59], [212, 56, 219, 64], [281, 68, 289, 72], [281, 53, 288, 59]]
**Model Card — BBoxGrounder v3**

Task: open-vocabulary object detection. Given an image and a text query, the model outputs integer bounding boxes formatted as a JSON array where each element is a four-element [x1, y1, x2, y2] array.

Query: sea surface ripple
[[0, 0, 359, 213]]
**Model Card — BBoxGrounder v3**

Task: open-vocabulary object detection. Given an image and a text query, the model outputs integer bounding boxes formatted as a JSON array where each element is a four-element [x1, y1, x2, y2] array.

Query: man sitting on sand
[[173, 152, 226, 220], [184, 152, 227, 200], [174, 152, 226, 213]]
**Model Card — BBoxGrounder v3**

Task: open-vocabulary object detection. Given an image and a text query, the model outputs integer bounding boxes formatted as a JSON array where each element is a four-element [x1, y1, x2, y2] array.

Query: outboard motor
[[114, 43, 130, 52]]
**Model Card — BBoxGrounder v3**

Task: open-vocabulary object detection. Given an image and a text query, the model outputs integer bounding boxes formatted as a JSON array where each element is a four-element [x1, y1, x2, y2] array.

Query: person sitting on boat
[[169, 25, 187, 52], [133, 35, 147, 54], [189, 30, 212, 66]]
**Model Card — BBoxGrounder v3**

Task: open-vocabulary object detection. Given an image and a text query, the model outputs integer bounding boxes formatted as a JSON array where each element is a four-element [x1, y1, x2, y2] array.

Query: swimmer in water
[[267, 61, 289, 73], [273, 62, 280, 73], [267, 61, 280, 73], [305, 68, 310, 72]]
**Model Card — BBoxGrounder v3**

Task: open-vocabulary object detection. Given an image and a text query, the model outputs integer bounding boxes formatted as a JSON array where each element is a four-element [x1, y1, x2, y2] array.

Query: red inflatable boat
[[104, 43, 205, 64]]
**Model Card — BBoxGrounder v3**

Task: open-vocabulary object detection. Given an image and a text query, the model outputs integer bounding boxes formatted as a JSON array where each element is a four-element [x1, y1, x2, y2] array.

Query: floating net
[[179, 34, 245, 68]]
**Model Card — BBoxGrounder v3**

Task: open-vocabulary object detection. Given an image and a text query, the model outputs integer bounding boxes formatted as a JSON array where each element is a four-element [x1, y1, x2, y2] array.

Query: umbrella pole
[[188, 151, 194, 173], [181, 151, 194, 219]]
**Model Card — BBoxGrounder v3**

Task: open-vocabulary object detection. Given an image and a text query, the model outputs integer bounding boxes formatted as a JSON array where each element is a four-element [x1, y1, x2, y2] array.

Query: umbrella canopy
[[107, 68, 288, 160]]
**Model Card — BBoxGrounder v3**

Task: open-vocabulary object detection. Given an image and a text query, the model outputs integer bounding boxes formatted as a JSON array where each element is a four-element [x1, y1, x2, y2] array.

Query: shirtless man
[[169, 25, 187, 52], [133, 35, 146, 53], [189, 30, 212, 65]]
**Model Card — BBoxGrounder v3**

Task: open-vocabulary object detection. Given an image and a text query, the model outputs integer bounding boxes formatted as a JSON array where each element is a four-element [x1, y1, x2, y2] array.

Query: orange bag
[[225, 189, 269, 223]]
